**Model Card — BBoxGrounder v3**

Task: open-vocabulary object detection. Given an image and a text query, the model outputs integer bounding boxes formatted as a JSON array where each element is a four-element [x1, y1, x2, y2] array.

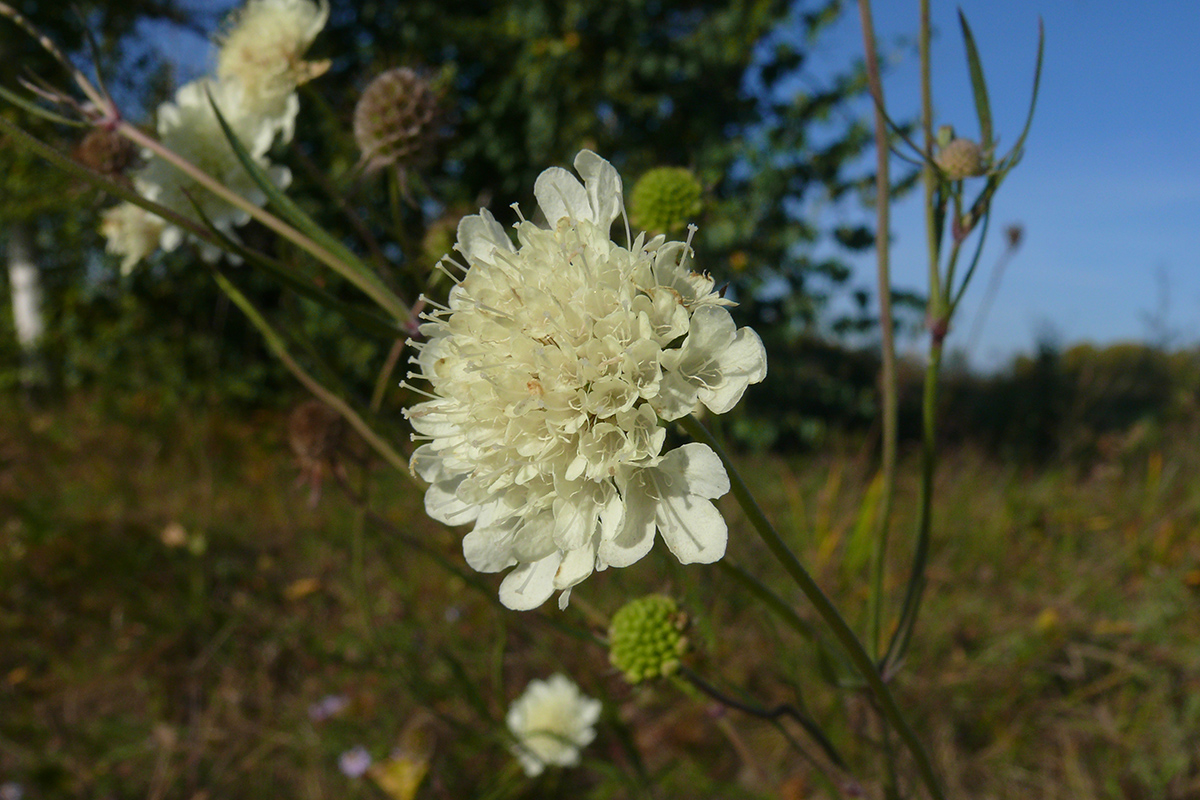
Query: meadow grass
[[2, 393, 1198, 798]]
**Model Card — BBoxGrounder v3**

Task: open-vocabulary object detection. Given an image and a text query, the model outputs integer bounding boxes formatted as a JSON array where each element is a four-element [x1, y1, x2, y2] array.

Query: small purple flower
[[307, 693, 350, 722], [338, 745, 372, 778]]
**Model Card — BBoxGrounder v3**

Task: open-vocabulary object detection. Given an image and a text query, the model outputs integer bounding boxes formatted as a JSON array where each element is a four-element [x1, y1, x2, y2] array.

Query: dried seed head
[[353, 67, 444, 172], [74, 128, 138, 177]]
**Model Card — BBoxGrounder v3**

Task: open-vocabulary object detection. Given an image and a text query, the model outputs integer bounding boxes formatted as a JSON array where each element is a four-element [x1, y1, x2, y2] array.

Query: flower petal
[[534, 166, 591, 226], [455, 208, 514, 266], [598, 468, 658, 568], [700, 327, 768, 414], [499, 552, 562, 610], [574, 150, 623, 230]]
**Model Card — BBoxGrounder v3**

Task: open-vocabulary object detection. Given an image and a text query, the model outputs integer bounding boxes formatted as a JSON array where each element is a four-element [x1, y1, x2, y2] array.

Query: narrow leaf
[[1005, 16, 1046, 168], [958, 9, 993, 151], [204, 90, 410, 322], [0, 84, 87, 127]]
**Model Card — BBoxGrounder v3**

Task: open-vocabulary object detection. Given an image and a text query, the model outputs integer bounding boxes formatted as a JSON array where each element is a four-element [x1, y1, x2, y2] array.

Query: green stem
[[680, 415, 945, 800], [856, 0, 898, 661], [211, 272, 409, 475], [884, 340, 942, 675], [117, 122, 409, 322]]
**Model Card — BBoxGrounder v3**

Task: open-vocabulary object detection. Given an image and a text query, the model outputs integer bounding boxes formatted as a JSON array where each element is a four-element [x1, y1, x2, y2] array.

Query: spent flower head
[[353, 67, 445, 173], [216, 0, 329, 141], [404, 150, 766, 610], [506, 674, 601, 777], [608, 594, 689, 683]]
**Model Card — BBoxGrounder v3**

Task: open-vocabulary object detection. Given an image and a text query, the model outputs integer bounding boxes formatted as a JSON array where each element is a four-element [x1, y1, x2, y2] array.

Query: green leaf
[[204, 89, 411, 323], [1003, 16, 1046, 170], [958, 9, 993, 152], [0, 84, 88, 127]]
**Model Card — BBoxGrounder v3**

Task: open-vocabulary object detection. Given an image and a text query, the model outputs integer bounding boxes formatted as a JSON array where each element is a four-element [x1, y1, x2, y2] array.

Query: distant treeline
[[737, 335, 1200, 461]]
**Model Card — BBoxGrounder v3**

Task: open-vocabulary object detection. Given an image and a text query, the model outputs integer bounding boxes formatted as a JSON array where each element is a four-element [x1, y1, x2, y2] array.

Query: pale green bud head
[[935, 138, 986, 180], [608, 595, 689, 684], [630, 167, 703, 234]]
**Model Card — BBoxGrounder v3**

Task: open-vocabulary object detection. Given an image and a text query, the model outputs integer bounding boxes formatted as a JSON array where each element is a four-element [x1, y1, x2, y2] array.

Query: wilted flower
[[133, 78, 290, 261], [100, 201, 166, 273], [404, 151, 766, 610], [217, 0, 329, 141], [506, 674, 601, 777]]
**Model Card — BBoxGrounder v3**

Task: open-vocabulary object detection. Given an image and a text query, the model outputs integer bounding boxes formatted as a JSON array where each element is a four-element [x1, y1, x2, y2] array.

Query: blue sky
[[143, 1, 1200, 370], [813, 0, 1200, 367]]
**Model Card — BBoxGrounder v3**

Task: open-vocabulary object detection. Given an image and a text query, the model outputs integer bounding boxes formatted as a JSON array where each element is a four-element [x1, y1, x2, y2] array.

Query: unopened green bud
[[935, 138, 985, 180], [608, 595, 689, 684], [630, 167, 703, 234]]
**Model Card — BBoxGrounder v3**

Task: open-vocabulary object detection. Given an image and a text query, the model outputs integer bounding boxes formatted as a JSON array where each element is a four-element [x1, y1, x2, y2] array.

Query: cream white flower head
[[404, 150, 766, 611], [100, 202, 166, 274], [133, 78, 291, 261], [216, 0, 329, 141], [506, 673, 601, 777]]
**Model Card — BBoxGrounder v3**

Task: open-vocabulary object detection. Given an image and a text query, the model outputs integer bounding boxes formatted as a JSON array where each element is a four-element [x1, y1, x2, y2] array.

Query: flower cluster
[[101, 0, 328, 269], [506, 674, 601, 777], [404, 150, 766, 610]]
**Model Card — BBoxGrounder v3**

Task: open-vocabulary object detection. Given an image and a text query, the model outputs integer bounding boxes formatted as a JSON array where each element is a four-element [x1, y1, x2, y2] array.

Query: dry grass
[[2, 393, 1199, 799]]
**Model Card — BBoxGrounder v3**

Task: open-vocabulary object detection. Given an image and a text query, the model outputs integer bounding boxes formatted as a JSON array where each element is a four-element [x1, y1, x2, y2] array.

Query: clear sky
[[141, 1, 1200, 370], [813, 0, 1200, 368]]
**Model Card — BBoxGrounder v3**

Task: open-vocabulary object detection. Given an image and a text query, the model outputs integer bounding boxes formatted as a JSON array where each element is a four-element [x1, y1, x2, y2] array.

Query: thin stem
[[211, 271, 410, 475], [919, 0, 942, 309], [857, 0, 898, 662], [680, 414, 945, 800], [884, 340, 942, 675], [0, 2, 107, 110], [117, 122, 409, 321]]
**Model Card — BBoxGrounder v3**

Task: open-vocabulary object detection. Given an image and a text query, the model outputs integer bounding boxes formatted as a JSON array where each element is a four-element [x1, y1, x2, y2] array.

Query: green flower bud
[[630, 167, 703, 234], [608, 595, 689, 684], [935, 138, 986, 180]]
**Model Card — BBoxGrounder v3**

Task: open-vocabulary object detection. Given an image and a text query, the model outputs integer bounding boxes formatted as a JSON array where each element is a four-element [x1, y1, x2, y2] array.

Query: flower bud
[[630, 166, 703, 234], [608, 595, 689, 683], [935, 138, 985, 180], [74, 128, 138, 178], [353, 67, 444, 172]]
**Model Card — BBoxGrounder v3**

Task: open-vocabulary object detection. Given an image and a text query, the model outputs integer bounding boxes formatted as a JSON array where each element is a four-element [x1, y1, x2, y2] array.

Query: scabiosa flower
[[100, 201, 166, 274], [506, 674, 601, 777], [403, 150, 766, 610], [216, 0, 329, 142], [133, 78, 290, 261]]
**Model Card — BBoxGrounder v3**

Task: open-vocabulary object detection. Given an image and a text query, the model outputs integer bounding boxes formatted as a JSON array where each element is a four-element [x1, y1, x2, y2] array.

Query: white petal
[[573, 150, 623, 230], [534, 167, 591, 226], [499, 553, 562, 610], [463, 523, 517, 573], [652, 371, 701, 421], [597, 469, 657, 568], [424, 478, 479, 526], [700, 327, 768, 414], [554, 545, 595, 592], [455, 209, 513, 265], [661, 443, 730, 499], [656, 494, 727, 564]]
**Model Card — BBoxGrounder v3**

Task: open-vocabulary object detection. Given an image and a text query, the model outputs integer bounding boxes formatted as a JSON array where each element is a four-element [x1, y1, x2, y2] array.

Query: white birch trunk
[[7, 222, 47, 391]]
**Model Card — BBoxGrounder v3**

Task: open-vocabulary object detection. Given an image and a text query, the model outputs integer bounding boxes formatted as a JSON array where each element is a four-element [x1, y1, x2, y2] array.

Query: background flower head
[[506, 673, 601, 777], [404, 151, 766, 610]]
